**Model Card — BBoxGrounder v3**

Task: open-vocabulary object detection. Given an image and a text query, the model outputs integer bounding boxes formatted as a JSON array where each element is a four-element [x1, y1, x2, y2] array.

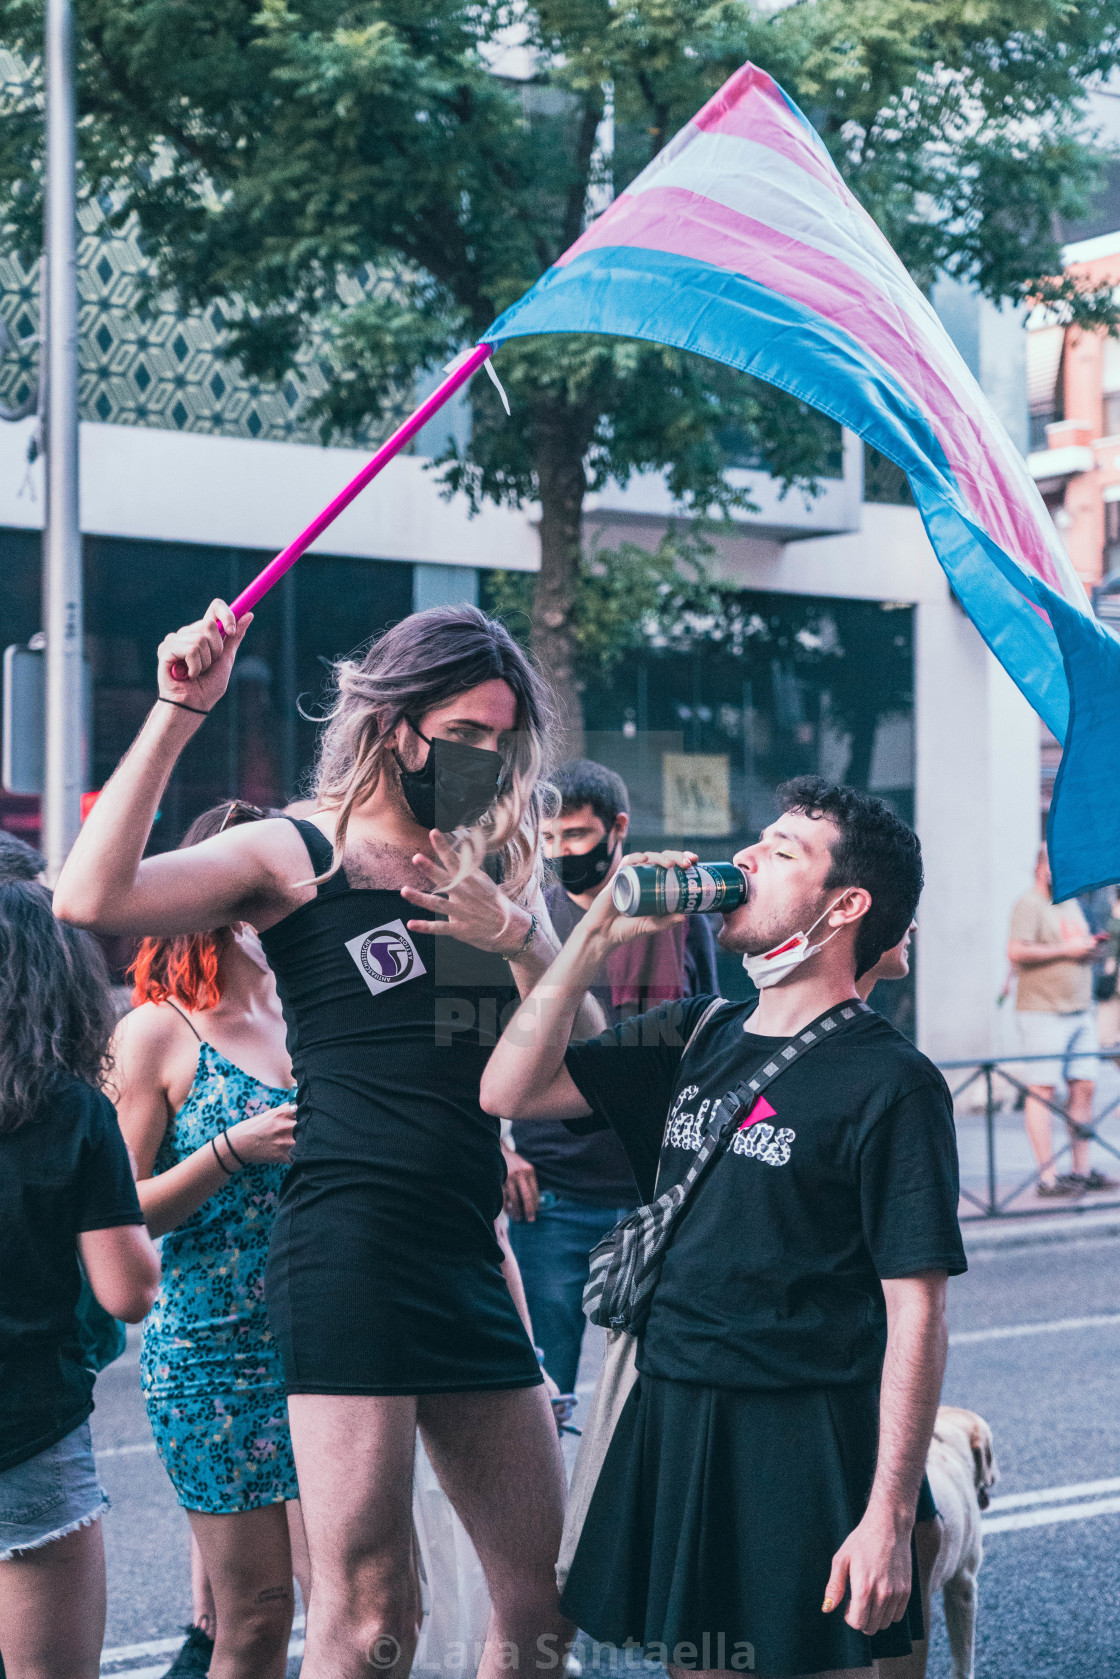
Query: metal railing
[[938, 1049, 1120, 1221]]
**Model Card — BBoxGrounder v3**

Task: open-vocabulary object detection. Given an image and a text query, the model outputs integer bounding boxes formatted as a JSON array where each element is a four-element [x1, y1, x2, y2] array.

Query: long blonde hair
[[313, 606, 554, 901]]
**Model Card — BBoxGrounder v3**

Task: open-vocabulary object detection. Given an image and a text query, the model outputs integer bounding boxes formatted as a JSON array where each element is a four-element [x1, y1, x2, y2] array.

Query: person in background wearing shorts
[[0, 880, 161, 1679], [1008, 846, 1118, 1198], [503, 760, 718, 1404]]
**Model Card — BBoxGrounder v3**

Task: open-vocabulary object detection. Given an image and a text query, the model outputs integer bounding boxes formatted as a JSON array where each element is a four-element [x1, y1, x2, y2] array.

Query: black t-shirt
[[510, 887, 719, 1207], [564, 996, 966, 1391], [0, 1081, 143, 1471]]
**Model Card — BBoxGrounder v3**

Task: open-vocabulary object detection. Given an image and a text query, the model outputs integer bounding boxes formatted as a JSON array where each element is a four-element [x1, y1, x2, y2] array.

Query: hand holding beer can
[[612, 862, 748, 917]]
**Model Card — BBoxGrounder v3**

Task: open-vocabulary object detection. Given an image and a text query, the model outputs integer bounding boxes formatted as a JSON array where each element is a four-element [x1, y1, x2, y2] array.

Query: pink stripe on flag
[[563, 186, 1061, 592], [690, 65, 845, 203]]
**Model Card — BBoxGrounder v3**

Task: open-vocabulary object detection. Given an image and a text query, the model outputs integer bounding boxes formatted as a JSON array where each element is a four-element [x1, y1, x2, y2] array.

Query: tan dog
[[923, 1406, 998, 1679]]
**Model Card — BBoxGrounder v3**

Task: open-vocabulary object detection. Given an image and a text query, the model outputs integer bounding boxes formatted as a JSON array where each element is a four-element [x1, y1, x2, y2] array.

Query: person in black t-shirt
[[482, 777, 966, 1679], [504, 760, 718, 1400], [0, 879, 160, 1679]]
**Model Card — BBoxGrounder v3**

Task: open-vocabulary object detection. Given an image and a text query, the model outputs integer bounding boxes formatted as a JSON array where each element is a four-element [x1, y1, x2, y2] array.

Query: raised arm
[[480, 850, 691, 1120], [54, 600, 302, 936], [823, 1271, 948, 1635]]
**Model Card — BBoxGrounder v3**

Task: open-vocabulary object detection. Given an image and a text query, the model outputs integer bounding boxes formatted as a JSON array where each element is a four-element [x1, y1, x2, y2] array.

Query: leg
[[508, 1198, 620, 1396], [875, 1518, 939, 1679], [1065, 1078, 1095, 1177], [1022, 1084, 1057, 1185], [186, 1504, 295, 1679], [286, 1501, 312, 1612], [287, 1395, 420, 1679], [0, 1519, 106, 1679], [419, 1384, 572, 1679], [191, 1530, 217, 1638], [941, 1570, 977, 1679]]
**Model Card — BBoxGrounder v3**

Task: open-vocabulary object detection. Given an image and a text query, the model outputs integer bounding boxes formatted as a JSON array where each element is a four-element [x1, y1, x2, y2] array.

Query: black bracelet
[[221, 1128, 249, 1170], [507, 911, 537, 959], [158, 695, 210, 717], [210, 1134, 234, 1177]]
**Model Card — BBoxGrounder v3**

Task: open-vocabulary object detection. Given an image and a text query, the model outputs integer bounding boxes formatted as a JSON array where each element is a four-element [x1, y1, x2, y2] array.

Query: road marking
[[984, 1495, 1120, 1534], [97, 1442, 157, 1459], [988, 1474, 1120, 1511], [100, 1621, 303, 1672], [950, 1311, 1120, 1346], [100, 1633, 182, 1663]]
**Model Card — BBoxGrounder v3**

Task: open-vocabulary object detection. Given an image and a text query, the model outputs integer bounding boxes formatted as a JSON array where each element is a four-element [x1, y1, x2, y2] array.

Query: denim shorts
[[0, 1421, 108, 1560]]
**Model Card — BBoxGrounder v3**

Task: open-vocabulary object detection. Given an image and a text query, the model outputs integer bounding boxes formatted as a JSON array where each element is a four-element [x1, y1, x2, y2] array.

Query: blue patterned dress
[[140, 1027, 299, 1512]]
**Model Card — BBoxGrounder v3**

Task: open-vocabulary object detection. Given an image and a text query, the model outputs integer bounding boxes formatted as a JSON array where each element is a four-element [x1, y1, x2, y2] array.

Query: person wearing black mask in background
[[503, 761, 718, 1407]]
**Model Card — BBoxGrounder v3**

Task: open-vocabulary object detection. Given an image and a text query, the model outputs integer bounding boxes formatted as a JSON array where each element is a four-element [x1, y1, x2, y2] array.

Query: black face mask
[[395, 720, 505, 833], [555, 833, 616, 896]]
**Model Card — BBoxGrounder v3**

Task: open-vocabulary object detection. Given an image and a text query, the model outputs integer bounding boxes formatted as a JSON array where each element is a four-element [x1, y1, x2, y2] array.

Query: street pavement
[[926, 1225, 1120, 1679], [91, 1220, 1120, 1679]]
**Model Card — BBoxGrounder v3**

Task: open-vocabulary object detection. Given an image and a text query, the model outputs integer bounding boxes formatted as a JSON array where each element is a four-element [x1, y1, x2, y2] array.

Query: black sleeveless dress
[[261, 819, 541, 1395]]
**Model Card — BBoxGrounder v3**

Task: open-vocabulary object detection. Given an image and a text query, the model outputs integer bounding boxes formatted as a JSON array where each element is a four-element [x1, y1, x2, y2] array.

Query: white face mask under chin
[[742, 898, 847, 990]]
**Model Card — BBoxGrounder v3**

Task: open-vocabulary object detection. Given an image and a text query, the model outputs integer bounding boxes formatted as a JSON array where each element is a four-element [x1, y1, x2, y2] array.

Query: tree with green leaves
[[2, 0, 1119, 742]]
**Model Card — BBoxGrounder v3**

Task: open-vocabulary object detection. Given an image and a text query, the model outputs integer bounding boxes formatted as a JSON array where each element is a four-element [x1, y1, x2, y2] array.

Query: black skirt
[[560, 1375, 924, 1677], [266, 1168, 542, 1395]]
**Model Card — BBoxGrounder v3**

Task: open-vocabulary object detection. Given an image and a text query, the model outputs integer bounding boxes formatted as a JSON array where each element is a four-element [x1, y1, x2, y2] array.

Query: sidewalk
[[963, 1202, 1120, 1252], [952, 1046, 1120, 1237]]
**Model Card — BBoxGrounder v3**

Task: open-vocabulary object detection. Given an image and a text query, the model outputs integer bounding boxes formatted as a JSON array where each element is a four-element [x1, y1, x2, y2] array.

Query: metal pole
[[41, 0, 83, 882], [985, 1064, 997, 1216]]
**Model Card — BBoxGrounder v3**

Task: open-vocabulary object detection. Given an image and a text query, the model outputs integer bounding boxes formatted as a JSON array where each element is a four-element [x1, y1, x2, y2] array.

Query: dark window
[[569, 593, 916, 1032], [0, 526, 411, 853], [1105, 500, 1120, 578], [863, 446, 913, 505]]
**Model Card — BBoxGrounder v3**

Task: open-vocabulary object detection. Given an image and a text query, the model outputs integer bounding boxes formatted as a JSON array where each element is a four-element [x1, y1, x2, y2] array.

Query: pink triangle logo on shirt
[[739, 1095, 777, 1130]]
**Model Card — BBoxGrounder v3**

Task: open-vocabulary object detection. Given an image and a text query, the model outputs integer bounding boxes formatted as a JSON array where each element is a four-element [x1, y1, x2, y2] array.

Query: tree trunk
[[531, 410, 587, 762]]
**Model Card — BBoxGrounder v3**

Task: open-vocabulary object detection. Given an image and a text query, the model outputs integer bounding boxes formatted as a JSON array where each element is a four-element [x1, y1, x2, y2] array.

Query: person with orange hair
[[109, 802, 308, 1679]]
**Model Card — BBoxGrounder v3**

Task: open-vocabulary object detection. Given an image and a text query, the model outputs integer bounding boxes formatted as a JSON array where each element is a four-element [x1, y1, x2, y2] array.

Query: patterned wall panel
[[0, 222, 389, 445], [0, 50, 389, 445]]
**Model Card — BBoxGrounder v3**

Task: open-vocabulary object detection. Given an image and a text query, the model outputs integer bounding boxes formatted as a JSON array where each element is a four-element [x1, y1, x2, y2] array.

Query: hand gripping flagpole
[[169, 342, 498, 678]]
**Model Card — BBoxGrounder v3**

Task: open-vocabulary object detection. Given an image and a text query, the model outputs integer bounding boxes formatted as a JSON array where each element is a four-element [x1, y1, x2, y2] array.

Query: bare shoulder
[[112, 1000, 190, 1068], [108, 1001, 196, 1111]]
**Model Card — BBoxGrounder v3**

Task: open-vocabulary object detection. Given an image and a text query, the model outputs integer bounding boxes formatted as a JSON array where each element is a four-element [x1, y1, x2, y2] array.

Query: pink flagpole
[[170, 342, 494, 675]]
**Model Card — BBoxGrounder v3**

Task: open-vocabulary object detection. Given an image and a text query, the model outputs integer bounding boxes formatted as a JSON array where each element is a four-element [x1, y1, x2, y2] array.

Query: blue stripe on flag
[[486, 244, 1120, 897]]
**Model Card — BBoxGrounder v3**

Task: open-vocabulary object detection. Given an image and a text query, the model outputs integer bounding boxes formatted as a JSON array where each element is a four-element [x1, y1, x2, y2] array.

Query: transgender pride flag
[[484, 63, 1120, 899]]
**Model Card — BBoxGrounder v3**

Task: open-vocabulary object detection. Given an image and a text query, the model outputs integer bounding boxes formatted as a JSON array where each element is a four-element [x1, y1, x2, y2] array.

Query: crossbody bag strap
[[653, 998, 873, 1207], [682, 995, 726, 1055]]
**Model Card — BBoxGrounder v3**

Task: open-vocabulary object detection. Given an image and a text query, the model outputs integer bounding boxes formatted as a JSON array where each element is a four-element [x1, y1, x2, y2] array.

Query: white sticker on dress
[[345, 918, 427, 994]]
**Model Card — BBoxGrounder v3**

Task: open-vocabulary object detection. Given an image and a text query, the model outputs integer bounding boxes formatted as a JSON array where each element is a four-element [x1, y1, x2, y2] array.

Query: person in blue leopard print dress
[[111, 803, 308, 1679], [140, 1026, 297, 1511]]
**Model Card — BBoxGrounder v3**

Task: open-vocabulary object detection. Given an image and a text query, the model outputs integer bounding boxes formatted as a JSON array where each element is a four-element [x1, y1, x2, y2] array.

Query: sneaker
[[1073, 1169, 1120, 1192], [1036, 1176, 1084, 1197], [161, 1626, 213, 1678]]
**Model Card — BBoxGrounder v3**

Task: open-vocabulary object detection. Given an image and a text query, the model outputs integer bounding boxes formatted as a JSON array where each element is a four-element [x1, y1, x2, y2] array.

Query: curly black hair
[[0, 880, 116, 1132], [776, 776, 924, 979]]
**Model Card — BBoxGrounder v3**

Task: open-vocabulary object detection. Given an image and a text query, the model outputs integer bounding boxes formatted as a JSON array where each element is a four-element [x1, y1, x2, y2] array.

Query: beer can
[[612, 862, 748, 917]]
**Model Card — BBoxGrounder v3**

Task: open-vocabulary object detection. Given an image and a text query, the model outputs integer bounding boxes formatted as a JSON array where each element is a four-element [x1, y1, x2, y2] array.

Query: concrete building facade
[[0, 198, 1045, 1058]]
